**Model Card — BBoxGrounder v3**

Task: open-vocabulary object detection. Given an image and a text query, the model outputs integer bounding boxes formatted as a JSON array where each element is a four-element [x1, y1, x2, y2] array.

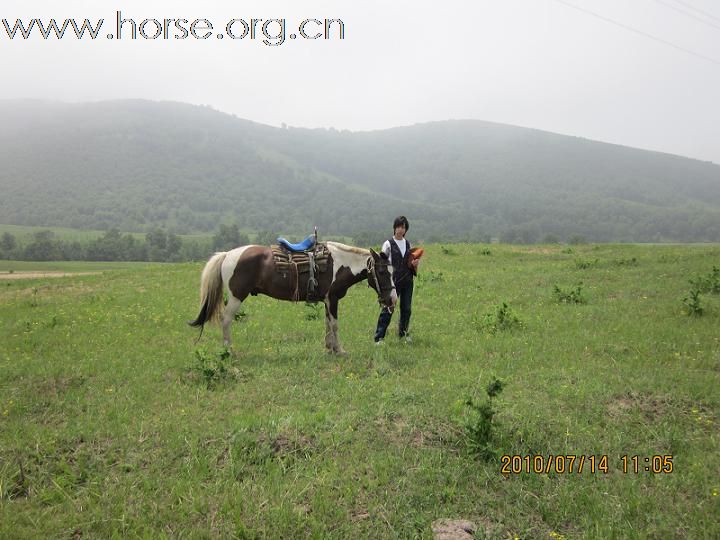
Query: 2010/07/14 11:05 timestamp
[[500, 455, 674, 474]]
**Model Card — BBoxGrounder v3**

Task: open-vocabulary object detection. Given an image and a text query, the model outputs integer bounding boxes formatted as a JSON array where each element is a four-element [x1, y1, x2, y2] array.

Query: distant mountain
[[1, 99, 719, 242]]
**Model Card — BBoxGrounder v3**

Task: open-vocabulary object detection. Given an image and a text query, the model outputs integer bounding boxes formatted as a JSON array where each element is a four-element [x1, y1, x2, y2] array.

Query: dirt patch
[[267, 433, 316, 460], [36, 375, 87, 397], [375, 415, 462, 451], [0, 271, 100, 280], [350, 509, 370, 522], [432, 520, 476, 540], [607, 392, 674, 420]]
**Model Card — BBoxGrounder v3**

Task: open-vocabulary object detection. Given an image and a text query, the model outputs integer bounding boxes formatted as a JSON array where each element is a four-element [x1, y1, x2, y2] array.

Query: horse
[[188, 242, 397, 354]]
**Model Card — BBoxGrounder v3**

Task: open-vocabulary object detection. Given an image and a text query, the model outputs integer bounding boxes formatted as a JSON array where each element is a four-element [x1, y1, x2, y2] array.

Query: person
[[374, 216, 419, 343]]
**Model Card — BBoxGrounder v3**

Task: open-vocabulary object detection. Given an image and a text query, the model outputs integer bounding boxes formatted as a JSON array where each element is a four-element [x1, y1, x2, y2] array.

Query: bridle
[[367, 256, 395, 304]]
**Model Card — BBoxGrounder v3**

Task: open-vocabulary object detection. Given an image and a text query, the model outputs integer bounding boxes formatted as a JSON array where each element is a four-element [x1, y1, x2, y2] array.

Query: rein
[[366, 256, 394, 304]]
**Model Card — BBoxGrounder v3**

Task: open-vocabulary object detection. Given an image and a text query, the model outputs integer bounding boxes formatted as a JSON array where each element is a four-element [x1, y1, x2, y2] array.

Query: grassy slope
[[0, 244, 718, 538]]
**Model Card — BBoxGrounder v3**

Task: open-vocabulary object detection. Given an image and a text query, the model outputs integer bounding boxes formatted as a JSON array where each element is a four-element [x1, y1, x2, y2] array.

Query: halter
[[367, 256, 394, 303]]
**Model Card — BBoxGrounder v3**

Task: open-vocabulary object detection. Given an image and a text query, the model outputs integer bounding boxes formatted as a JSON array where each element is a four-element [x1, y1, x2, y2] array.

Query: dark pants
[[374, 279, 413, 341]]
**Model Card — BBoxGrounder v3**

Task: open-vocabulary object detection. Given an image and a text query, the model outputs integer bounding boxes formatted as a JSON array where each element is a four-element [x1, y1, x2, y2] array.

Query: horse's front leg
[[323, 300, 333, 352], [323, 296, 345, 355]]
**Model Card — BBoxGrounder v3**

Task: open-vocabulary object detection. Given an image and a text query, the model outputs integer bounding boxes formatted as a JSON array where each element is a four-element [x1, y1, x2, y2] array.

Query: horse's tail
[[188, 252, 227, 329]]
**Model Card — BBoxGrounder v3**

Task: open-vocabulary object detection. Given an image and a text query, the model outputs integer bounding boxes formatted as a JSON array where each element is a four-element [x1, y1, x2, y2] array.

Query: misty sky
[[2, 0, 719, 163]]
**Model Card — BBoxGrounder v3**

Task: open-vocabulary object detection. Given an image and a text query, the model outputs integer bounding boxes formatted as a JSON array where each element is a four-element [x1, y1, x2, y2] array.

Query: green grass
[[1, 244, 718, 538]]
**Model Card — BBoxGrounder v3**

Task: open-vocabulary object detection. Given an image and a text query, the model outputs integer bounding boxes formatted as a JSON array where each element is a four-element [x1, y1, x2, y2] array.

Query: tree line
[[0, 225, 285, 262]]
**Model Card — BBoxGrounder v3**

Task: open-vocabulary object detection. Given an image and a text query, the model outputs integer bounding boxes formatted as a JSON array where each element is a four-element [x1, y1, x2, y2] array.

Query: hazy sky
[[2, 0, 719, 163]]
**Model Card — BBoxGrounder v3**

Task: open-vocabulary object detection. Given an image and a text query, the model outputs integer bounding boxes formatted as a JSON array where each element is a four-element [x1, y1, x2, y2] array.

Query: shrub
[[440, 246, 456, 256], [554, 283, 586, 304], [191, 348, 240, 389], [614, 257, 638, 267], [683, 288, 704, 317], [690, 266, 720, 294], [464, 378, 505, 461], [423, 270, 444, 282], [476, 302, 523, 334], [575, 258, 598, 270]]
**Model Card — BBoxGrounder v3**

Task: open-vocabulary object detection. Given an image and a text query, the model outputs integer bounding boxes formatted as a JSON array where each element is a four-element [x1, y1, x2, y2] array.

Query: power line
[[653, 0, 720, 32], [667, 0, 720, 24], [552, 0, 720, 66]]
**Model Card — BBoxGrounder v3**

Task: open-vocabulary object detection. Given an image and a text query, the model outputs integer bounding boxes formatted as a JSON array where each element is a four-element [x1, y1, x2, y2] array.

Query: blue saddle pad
[[277, 235, 316, 252]]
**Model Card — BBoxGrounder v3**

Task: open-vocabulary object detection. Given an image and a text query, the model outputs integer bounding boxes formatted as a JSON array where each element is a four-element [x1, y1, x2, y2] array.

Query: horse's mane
[[325, 241, 370, 256]]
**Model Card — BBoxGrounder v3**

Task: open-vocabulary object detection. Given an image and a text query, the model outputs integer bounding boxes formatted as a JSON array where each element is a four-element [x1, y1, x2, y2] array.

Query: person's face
[[394, 224, 406, 238]]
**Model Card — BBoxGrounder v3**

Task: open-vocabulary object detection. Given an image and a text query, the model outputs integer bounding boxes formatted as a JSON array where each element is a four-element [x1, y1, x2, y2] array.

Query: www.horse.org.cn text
[[1, 12, 346, 46]]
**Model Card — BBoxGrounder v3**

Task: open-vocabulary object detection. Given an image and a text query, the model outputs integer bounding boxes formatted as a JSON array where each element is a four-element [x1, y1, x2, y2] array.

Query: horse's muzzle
[[385, 289, 398, 312]]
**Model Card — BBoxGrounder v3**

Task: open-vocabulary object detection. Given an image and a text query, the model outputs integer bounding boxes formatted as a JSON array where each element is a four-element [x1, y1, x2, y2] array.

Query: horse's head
[[367, 249, 397, 310]]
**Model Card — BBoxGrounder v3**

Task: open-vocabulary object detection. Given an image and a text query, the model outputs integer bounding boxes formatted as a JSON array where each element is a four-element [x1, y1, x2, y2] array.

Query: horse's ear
[[369, 248, 379, 259]]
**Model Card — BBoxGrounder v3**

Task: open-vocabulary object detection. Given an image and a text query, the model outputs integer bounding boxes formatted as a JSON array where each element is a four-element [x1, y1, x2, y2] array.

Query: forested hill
[[1, 99, 719, 242]]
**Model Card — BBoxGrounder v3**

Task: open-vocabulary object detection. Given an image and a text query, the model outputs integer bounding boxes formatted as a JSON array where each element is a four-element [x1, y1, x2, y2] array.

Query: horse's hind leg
[[222, 295, 243, 349]]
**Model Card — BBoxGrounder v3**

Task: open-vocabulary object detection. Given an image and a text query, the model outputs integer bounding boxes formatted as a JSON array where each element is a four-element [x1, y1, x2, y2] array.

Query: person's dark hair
[[393, 216, 409, 232]]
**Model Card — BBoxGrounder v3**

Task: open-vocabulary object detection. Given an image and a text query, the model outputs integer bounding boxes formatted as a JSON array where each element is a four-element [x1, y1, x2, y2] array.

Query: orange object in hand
[[407, 247, 424, 275]]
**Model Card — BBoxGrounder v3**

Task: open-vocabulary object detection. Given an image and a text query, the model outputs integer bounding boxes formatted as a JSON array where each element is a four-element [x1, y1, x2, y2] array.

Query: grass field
[[0, 244, 718, 538]]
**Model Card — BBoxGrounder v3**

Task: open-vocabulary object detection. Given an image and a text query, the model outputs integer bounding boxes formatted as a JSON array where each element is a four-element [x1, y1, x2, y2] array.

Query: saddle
[[277, 235, 316, 252], [272, 236, 330, 302]]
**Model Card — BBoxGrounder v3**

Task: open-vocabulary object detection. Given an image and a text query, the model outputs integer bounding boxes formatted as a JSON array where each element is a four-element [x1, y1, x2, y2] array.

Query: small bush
[[440, 246, 456, 256], [683, 288, 704, 317], [464, 378, 505, 461], [480, 248, 492, 256], [476, 302, 523, 334], [614, 257, 638, 267], [423, 270, 444, 282], [191, 348, 240, 389], [709, 266, 720, 294], [554, 283, 586, 304], [575, 258, 598, 270], [690, 266, 720, 294]]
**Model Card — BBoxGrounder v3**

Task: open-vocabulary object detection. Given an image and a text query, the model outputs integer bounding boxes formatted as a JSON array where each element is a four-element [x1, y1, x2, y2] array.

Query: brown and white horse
[[189, 242, 396, 354]]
